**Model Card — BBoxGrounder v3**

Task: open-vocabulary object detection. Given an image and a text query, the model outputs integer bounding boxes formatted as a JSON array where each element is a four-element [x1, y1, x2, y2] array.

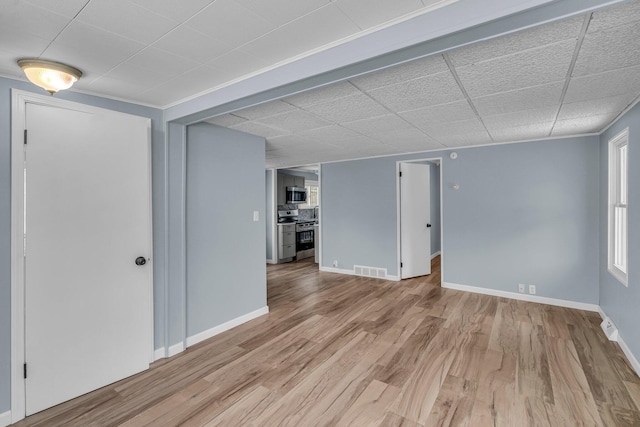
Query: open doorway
[[397, 158, 442, 283]]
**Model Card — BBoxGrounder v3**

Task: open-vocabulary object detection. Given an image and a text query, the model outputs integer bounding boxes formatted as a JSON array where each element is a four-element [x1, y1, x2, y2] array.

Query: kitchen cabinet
[[277, 173, 305, 206], [278, 223, 296, 260]]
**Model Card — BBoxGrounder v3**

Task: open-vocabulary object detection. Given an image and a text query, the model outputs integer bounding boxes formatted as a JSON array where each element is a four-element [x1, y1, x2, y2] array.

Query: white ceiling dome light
[[17, 59, 83, 95]]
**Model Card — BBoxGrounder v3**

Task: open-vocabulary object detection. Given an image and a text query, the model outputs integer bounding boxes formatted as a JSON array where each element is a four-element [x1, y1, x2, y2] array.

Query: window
[[304, 181, 319, 207], [608, 128, 629, 286]]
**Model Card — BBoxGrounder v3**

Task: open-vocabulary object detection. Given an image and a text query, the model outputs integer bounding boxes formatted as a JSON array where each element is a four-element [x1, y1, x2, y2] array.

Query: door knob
[[426, 224, 432, 228], [135, 256, 147, 266]]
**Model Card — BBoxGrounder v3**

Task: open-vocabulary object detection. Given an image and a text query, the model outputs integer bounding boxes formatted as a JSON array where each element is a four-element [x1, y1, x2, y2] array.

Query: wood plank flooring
[[13, 256, 640, 426]]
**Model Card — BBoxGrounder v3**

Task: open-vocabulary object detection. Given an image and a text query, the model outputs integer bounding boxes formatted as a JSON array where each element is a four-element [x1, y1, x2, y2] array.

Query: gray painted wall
[[322, 136, 600, 303], [279, 169, 319, 182], [0, 77, 166, 413], [186, 123, 266, 337], [599, 102, 640, 361], [266, 170, 274, 261]]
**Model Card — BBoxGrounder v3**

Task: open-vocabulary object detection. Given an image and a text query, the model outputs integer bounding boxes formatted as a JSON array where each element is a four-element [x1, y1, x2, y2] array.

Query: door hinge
[[399, 171, 402, 177], [24, 363, 27, 379], [400, 262, 403, 268], [24, 129, 27, 145]]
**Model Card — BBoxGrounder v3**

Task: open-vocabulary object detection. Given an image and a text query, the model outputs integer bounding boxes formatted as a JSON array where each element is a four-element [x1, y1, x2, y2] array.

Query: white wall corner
[[0, 410, 11, 427], [186, 306, 269, 348], [441, 282, 600, 312]]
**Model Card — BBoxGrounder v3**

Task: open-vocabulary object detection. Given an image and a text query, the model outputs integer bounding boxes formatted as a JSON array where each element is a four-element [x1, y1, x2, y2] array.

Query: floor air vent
[[354, 265, 387, 279]]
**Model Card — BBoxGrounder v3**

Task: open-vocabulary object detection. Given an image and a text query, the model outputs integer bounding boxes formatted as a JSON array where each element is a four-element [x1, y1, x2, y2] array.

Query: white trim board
[[167, 342, 185, 358], [442, 282, 600, 312], [431, 251, 441, 260], [0, 410, 11, 427], [186, 306, 270, 348], [598, 309, 640, 377], [153, 348, 166, 362]]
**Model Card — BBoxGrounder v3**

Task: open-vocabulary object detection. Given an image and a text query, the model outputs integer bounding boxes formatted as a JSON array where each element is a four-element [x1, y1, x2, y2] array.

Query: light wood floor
[[14, 256, 640, 426]]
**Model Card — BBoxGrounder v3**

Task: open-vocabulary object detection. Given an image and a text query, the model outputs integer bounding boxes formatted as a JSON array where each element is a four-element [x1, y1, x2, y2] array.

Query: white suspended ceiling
[[204, 0, 640, 168], [2, 0, 640, 168]]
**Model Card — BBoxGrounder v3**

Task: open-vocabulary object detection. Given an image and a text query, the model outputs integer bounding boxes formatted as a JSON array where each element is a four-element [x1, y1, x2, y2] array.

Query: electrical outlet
[[333, 260, 338, 268], [253, 211, 259, 221], [518, 284, 525, 293], [529, 285, 536, 295]]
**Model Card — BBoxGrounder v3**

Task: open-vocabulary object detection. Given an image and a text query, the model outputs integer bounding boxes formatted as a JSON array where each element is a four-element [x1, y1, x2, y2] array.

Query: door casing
[[10, 89, 155, 423], [396, 157, 444, 282]]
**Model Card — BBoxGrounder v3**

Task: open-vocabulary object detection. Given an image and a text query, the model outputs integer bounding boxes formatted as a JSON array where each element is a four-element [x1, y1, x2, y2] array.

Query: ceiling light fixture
[[17, 58, 83, 95]]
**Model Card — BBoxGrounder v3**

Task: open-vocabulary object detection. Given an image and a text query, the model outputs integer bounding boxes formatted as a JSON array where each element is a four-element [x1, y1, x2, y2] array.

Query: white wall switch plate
[[253, 211, 259, 221], [333, 260, 338, 267], [518, 284, 525, 293], [529, 285, 536, 295]]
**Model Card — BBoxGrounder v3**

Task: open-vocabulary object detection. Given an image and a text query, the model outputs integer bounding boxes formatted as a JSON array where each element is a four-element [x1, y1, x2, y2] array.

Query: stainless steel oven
[[296, 222, 315, 259]]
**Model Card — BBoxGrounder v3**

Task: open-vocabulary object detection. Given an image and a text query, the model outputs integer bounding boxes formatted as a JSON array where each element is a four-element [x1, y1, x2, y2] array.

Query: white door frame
[[396, 157, 444, 282], [10, 89, 155, 423]]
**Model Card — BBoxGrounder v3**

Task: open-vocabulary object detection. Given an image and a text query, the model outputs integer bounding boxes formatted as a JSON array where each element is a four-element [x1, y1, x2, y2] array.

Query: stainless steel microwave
[[286, 186, 307, 204]]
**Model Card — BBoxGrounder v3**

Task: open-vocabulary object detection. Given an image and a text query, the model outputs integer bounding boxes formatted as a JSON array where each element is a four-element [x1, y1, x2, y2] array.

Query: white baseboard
[[431, 251, 441, 260], [186, 306, 269, 348], [319, 266, 400, 281], [167, 342, 184, 357], [266, 259, 277, 265], [0, 410, 11, 427], [598, 308, 640, 377], [441, 282, 600, 312], [153, 347, 166, 361]]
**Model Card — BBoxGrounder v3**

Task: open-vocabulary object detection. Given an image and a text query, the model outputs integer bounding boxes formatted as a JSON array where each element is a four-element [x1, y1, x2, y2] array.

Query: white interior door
[[400, 162, 431, 279], [24, 102, 152, 415]]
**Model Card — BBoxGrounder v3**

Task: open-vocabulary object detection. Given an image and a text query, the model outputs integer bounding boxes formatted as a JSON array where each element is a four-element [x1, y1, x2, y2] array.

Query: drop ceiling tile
[[587, 0, 640, 33], [305, 93, 390, 123], [267, 134, 316, 149], [350, 55, 448, 91], [43, 21, 146, 77], [206, 49, 274, 77], [551, 113, 618, 136], [284, 81, 361, 108], [437, 131, 493, 147], [24, 0, 90, 18], [77, 0, 178, 45], [205, 114, 248, 127], [342, 114, 413, 138], [136, 65, 226, 106], [471, 81, 564, 116], [373, 127, 433, 144], [0, 31, 50, 58], [152, 26, 230, 63], [236, 0, 331, 27], [481, 106, 558, 130], [334, 0, 424, 29], [297, 125, 363, 142], [86, 75, 152, 99], [448, 16, 584, 67], [488, 122, 554, 142], [230, 121, 290, 139], [125, 47, 201, 77], [399, 100, 476, 129], [231, 100, 297, 120], [564, 65, 640, 103], [130, 0, 215, 22], [558, 93, 637, 120], [422, 117, 488, 139], [366, 71, 465, 112], [238, 4, 359, 65], [0, 1, 70, 40], [103, 61, 170, 88], [186, 0, 275, 48], [572, 21, 640, 77], [455, 40, 575, 98], [256, 109, 332, 133]]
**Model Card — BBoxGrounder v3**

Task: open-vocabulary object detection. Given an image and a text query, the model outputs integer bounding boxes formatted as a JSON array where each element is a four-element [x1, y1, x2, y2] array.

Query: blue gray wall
[[322, 136, 600, 303], [599, 102, 640, 361], [0, 77, 166, 413], [186, 123, 266, 337]]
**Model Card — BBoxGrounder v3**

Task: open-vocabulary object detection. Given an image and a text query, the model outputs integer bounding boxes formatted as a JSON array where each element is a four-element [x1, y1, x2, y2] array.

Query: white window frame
[[608, 128, 629, 286]]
